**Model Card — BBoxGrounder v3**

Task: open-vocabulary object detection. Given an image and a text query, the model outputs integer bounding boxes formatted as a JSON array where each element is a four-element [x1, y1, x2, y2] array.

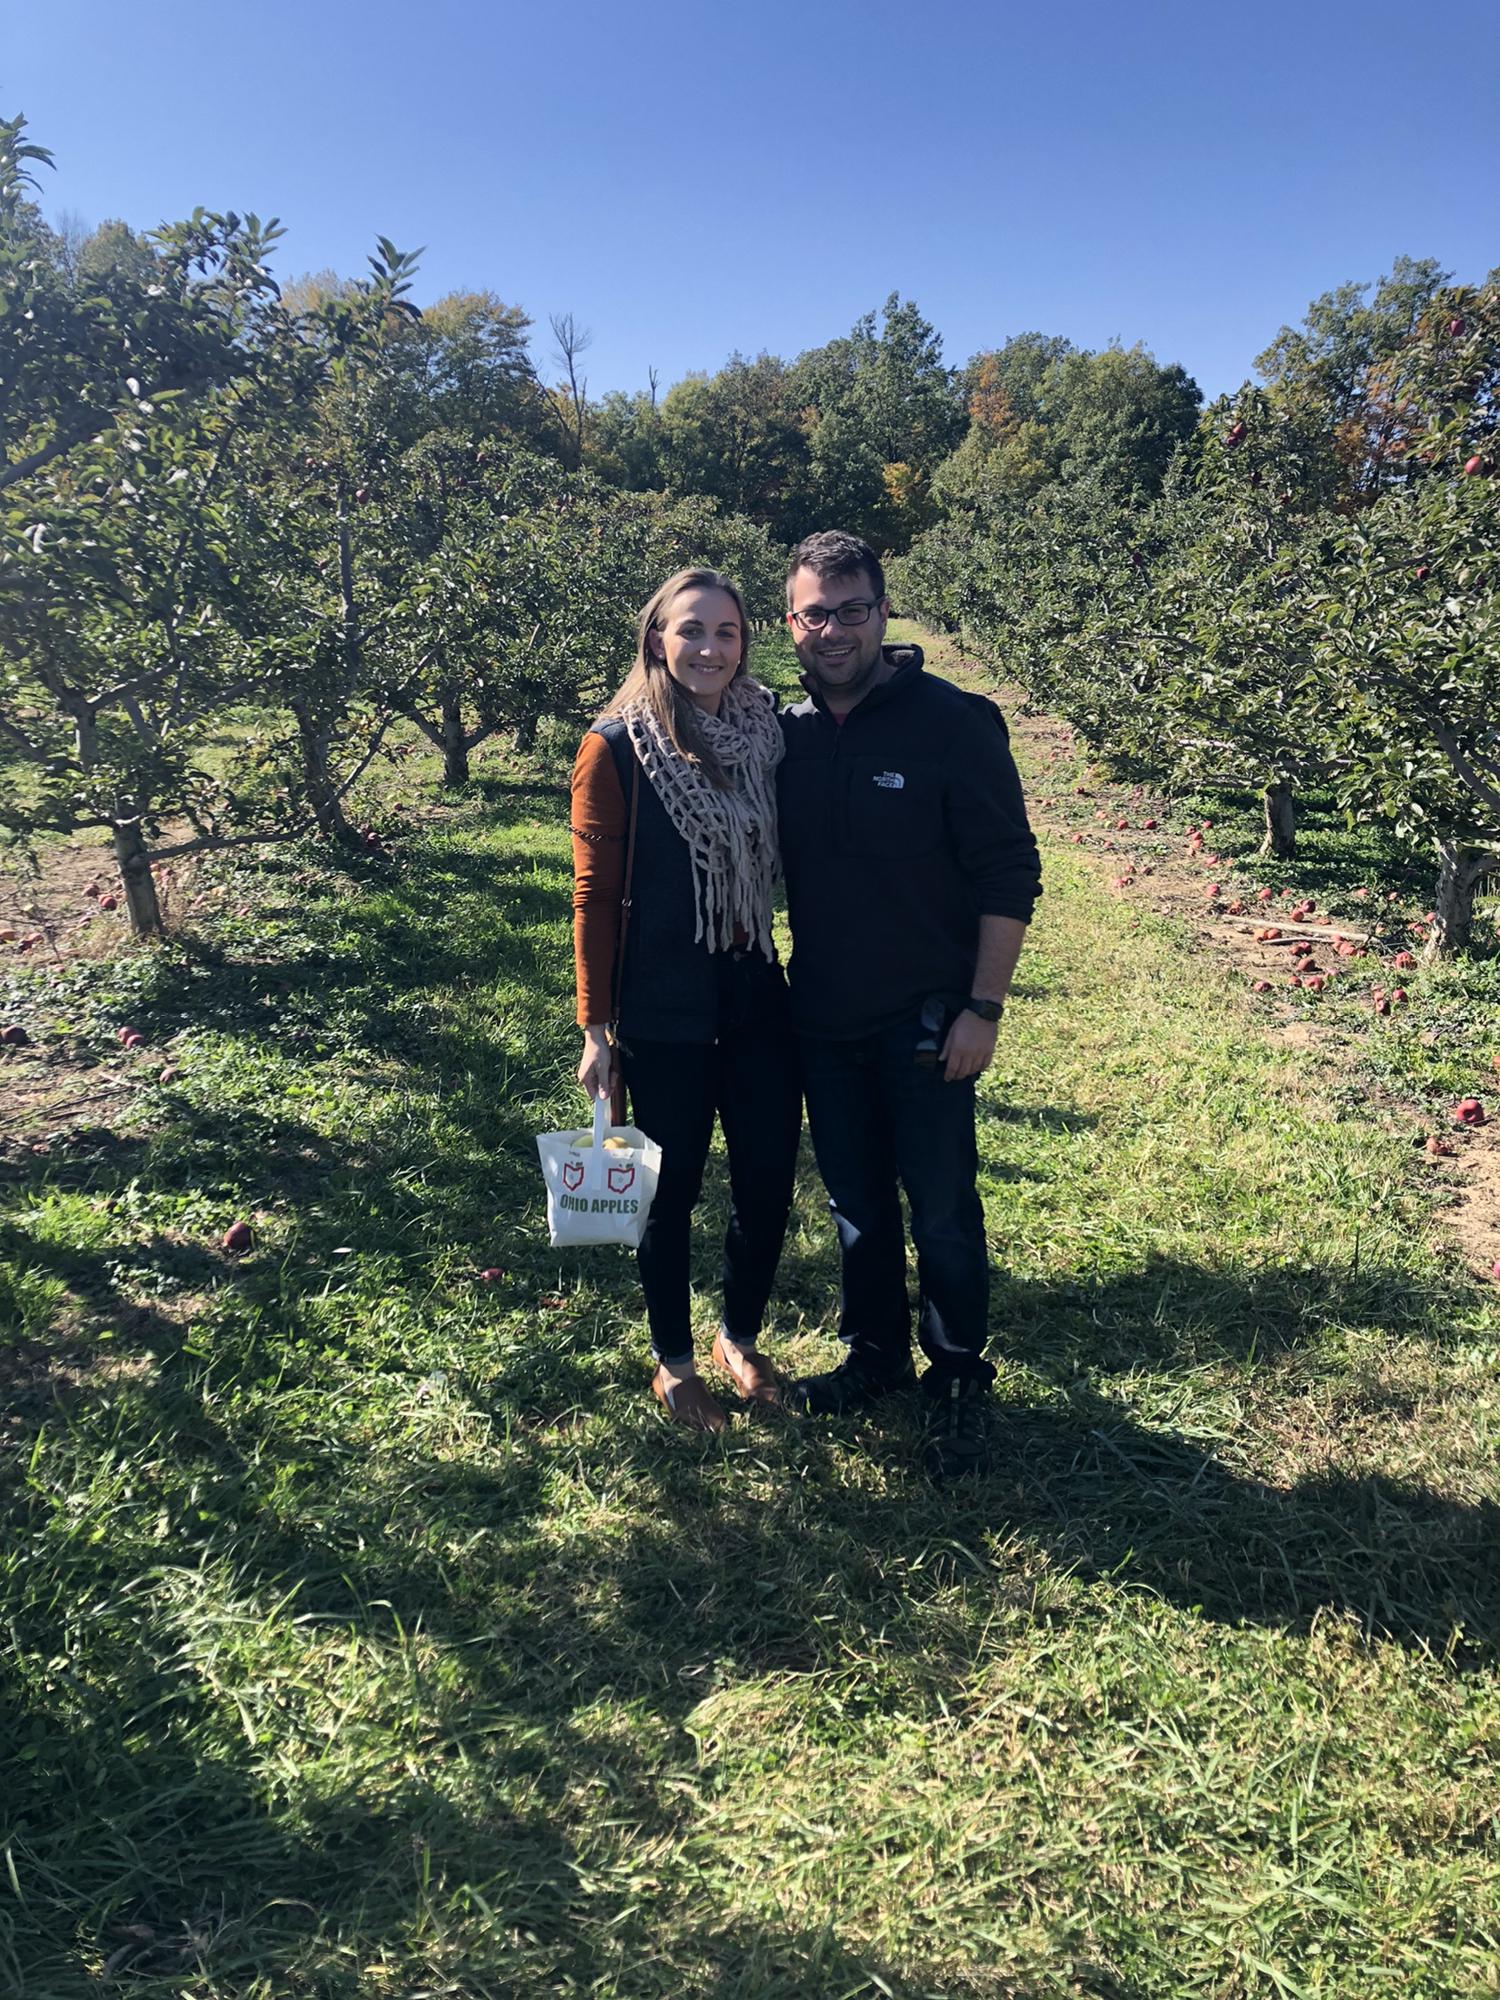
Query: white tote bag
[[536, 1093, 662, 1249]]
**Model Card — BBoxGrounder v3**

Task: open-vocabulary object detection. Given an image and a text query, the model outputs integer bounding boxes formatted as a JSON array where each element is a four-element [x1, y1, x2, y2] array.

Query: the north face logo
[[873, 771, 905, 790]]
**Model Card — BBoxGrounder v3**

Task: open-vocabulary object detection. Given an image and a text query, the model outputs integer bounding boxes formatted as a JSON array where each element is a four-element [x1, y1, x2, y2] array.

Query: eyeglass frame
[[786, 596, 885, 633]]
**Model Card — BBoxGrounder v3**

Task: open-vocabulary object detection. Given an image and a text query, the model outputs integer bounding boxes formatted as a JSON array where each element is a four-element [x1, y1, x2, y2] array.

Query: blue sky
[[8, 0, 1497, 405]]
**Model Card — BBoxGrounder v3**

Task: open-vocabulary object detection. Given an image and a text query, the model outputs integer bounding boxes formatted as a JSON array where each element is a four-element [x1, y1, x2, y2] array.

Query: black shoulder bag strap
[[607, 755, 640, 1126]]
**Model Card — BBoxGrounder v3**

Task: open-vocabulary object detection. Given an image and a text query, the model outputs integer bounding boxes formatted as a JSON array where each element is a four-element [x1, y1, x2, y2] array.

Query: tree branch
[[1429, 715, 1500, 819], [0, 407, 112, 492], [149, 827, 303, 862]]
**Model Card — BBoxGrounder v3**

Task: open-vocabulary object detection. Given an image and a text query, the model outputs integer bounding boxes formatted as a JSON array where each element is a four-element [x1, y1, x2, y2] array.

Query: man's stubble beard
[[803, 635, 885, 703]]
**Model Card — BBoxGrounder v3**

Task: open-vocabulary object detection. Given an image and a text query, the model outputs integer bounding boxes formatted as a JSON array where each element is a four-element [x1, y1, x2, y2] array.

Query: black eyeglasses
[[789, 599, 881, 632]]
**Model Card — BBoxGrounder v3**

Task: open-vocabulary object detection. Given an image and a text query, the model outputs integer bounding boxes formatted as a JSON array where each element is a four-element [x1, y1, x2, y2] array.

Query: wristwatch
[[965, 996, 1004, 1022]]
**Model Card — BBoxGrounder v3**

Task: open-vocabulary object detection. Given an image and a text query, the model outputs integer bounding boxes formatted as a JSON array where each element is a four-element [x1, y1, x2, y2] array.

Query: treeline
[[892, 263, 1500, 957], [6, 104, 1497, 952]]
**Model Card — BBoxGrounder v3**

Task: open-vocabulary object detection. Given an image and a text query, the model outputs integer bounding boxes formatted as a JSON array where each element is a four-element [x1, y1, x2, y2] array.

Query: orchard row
[[1, 113, 782, 935], [892, 290, 1499, 955]]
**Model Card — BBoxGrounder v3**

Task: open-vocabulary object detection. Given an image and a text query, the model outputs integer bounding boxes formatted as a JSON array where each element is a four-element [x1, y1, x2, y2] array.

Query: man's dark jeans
[[623, 957, 801, 1366], [800, 1013, 995, 1387]]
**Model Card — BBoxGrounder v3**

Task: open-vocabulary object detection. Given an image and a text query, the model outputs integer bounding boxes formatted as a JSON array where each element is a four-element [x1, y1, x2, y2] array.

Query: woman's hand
[[578, 1024, 613, 1102]]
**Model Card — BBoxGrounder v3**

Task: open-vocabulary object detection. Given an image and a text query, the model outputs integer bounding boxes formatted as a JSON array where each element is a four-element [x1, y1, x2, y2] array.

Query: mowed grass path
[[2, 637, 1497, 1997]]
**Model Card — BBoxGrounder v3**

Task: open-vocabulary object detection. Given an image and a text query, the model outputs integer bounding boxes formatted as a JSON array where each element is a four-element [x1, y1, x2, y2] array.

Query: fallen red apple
[[1256, 888, 1275, 903], [1306, 976, 1328, 994], [116, 1026, 140, 1046], [1205, 883, 1221, 897], [1251, 979, 1271, 993], [1289, 975, 1303, 988], [1414, 565, 1430, 582], [158, 1065, 181, 1084], [478, 1267, 504, 1283], [1114, 817, 1129, 831], [122, 1031, 145, 1049], [222, 1220, 253, 1253], [1464, 455, 1484, 476], [1, 1023, 30, 1046], [99, 894, 119, 911], [1454, 1098, 1486, 1127], [1425, 1136, 1454, 1158], [1143, 818, 1158, 830], [1391, 988, 1409, 1006], [1393, 951, 1416, 969]]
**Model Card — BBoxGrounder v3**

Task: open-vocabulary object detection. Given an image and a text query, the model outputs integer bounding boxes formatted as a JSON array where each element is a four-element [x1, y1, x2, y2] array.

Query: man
[[777, 529, 1041, 1478]]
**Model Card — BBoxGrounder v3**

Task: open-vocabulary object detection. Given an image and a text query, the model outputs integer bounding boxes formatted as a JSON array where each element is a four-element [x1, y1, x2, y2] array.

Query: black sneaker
[[922, 1375, 992, 1481], [786, 1351, 916, 1417]]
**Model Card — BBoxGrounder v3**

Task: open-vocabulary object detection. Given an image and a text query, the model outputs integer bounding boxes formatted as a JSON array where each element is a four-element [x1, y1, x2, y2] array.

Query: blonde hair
[[601, 567, 750, 789]]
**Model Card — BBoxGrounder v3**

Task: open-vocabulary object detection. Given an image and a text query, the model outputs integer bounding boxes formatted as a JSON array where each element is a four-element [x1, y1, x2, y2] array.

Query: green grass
[[1, 633, 1497, 1997]]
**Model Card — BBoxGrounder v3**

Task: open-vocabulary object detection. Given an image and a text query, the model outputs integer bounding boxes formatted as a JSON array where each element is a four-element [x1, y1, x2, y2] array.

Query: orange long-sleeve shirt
[[571, 730, 628, 1027]]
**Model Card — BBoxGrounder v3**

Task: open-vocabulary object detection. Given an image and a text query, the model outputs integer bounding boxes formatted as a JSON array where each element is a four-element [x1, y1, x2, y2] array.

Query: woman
[[571, 567, 801, 1431]]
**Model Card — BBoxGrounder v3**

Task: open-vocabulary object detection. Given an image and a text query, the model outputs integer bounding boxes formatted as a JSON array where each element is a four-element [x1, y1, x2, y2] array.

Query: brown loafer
[[712, 1331, 783, 1409], [652, 1366, 726, 1433]]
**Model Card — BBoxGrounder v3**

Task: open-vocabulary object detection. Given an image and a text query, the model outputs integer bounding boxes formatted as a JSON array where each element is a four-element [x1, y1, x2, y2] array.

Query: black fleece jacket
[[777, 646, 1041, 1039]]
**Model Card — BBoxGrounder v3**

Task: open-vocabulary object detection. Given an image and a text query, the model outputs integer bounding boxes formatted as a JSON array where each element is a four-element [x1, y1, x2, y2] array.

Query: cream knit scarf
[[622, 676, 785, 960]]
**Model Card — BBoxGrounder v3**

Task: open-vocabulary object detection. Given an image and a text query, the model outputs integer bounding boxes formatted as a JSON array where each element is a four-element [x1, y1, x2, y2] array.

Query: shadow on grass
[[3, 1181, 1490, 1997], [988, 1251, 1468, 1369], [4, 1290, 1489, 1992], [1, 802, 1491, 1996]]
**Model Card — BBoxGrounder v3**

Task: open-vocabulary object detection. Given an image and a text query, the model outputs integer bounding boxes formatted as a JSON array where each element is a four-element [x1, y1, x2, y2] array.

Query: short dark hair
[[786, 529, 885, 607]]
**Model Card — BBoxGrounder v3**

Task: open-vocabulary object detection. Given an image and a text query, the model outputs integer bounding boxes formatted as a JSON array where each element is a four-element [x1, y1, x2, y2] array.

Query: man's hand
[[940, 1008, 998, 1082]]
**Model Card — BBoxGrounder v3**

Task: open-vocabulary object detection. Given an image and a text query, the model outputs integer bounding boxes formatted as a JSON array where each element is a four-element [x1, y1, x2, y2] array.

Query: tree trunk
[[113, 818, 162, 939], [1258, 779, 1296, 859], [293, 702, 350, 841], [1425, 841, 1490, 960], [440, 690, 470, 787], [513, 714, 538, 753]]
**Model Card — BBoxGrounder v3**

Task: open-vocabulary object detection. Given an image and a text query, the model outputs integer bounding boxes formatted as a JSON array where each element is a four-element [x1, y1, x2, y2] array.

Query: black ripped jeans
[[622, 955, 802, 1365]]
